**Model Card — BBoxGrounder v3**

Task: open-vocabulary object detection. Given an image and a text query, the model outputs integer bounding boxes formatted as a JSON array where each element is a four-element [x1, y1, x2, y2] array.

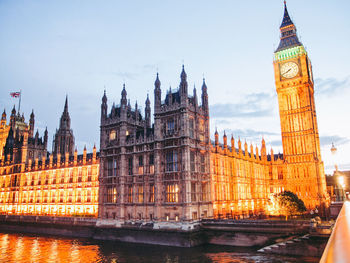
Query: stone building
[[0, 100, 99, 217], [3, 107, 47, 165], [0, 2, 329, 224], [52, 96, 75, 156], [273, 2, 329, 208], [98, 67, 213, 228]]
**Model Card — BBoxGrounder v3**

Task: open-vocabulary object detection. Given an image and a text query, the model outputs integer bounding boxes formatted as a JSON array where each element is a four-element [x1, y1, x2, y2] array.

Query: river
[[0, 232, 319, 262]]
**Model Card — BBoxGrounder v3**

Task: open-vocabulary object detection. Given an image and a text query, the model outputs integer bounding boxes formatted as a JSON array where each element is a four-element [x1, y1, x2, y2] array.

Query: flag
[[10, 92, 20, 98]]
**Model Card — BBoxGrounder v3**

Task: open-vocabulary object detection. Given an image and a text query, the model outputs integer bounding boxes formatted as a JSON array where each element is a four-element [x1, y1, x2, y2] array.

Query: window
[[149, 184, 154, 203], [87, 167, 92, 181], [191, 182, 196, 202], [166, 183, 179, 203], [128, 186, 133, 203], [106, 186, 117, 203], [189, 118, 194, 138], [200, 154, 205, 173], [109, 130, 116, 141], [69, 169, 73, 183], [190, 152, 195, 172], [78, 168, 82, 182], [166, 151, 178, 172], [137, 185, 144, 203], [138, 156, 143, 174], [114, 159, 118, 177], [87, 190, 92, 202], [192, 212, 198, 220], [199, 120, 204, 141], [202, 182, 209, 202], [128, 157, 133, 175], [149, 154, 154, 174], [167, 119, 174, 135], [108, 160, 113, 177]]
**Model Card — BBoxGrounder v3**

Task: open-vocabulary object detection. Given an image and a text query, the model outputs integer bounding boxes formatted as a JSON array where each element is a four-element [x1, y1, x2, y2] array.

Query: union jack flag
[[10, 92, 20, 98]]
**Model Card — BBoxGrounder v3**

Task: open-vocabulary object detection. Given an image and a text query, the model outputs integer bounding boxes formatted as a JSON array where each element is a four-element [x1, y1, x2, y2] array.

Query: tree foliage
[[276, 191, 306, 219]]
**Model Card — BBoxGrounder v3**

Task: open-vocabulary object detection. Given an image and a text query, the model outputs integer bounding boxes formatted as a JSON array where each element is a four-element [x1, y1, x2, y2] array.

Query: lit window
[[109, 130, 116, 141]]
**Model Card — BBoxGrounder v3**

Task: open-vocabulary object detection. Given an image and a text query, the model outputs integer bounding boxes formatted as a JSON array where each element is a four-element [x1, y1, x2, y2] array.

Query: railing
[[320, 201, 350, 262]]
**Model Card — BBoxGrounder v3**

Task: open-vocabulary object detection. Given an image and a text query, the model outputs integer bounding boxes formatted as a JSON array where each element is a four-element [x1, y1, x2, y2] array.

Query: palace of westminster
[[0, 4, 329, 226]]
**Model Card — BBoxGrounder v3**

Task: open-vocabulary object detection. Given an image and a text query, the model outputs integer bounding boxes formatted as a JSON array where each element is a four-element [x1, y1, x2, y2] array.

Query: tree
[[276, 191, 306, 220]]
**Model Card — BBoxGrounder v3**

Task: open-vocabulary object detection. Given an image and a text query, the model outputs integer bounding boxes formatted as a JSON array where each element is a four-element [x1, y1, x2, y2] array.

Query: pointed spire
[[64, 95, 68, 113], [276, 1, 302, 52], [155, 72, 161, 88], [146, 94, 150, 106], [102, 89, 107, 103], [30, 109, 34, 119], [121, 83, 127, 106], [180, 64, 187, 80], [1, 109, 6, 120], [202, 78, 207, 91], [280, 1, 293, 28]]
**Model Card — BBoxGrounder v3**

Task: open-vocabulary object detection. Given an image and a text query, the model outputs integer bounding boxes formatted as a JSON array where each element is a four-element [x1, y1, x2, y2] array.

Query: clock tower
[[273, 1, 329, 208]]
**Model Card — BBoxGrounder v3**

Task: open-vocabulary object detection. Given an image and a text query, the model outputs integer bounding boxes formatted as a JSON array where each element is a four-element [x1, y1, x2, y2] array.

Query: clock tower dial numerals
[[280, 61, 299, 79]]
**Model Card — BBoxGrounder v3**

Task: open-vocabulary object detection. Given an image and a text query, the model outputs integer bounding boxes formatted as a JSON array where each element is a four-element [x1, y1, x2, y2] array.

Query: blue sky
[[0, 0, 349, 173]]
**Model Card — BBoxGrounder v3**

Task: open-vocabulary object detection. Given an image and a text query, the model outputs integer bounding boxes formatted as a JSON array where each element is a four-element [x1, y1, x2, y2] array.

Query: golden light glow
[[0, 156, 99, 217]]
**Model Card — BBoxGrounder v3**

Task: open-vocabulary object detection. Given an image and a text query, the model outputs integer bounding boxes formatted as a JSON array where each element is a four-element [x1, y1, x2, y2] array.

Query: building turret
[[1, 109, 6, 126], [201, 78, 209, 112], [154, 73, 161, 111], [145, 94, 151, 128], [231, 135, 235, 149], [101, 90, 107, 120], [180, 65, 188, 104], [261, 138, 267, 161], [250, 143, 254, 158], [35, 129, 39, 142], [214, 129, 219, 147], [193, 85, 198, 107], [10, 105, 16, 129], [52, 96, 75, 156], [44, 127, 48, 148], [29, 110, 35, 138], [244, 141, 249, 157], [223, 131, 227, 149], [238, 138, 242, 155], [121, 84, 127, 107]]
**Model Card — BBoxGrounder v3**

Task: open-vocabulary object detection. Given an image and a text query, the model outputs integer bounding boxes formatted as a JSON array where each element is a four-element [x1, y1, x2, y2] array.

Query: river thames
[[0, 232, 320, 263]]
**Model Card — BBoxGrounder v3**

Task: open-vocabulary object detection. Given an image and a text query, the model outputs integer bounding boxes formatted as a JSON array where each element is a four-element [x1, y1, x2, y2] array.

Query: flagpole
[[18, 90, 22, 114]]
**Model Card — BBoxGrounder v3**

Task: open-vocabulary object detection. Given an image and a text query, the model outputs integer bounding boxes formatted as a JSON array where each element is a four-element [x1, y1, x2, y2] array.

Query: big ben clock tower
[[273, 1, 329, 208]]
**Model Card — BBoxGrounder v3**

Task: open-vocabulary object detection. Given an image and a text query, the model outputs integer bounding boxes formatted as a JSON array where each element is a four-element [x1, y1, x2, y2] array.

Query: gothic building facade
[[98, 68, 213, 227], [0, 3, 329, 225], [52, 96, 75, 156], [0, 99, 99, 217]]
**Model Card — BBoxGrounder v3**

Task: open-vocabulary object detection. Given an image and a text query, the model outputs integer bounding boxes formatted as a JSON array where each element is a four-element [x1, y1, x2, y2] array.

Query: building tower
[[273, 1, 328, 208], [53, 96, 75, 156]]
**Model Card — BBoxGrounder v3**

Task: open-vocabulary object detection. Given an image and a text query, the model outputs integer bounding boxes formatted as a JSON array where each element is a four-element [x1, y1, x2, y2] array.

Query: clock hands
[[283, 68, 292, 76]]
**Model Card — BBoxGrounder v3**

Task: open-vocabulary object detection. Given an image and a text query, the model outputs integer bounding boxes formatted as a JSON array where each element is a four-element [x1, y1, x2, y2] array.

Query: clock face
[[280, 61, 299, 79]]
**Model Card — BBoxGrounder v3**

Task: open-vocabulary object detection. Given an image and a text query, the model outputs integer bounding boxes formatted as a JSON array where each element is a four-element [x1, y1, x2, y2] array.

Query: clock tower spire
[[273, 2, 329, 209]]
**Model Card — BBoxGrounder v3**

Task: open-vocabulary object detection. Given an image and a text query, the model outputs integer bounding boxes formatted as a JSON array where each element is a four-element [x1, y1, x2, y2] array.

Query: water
[[0, 232, 319, 263]]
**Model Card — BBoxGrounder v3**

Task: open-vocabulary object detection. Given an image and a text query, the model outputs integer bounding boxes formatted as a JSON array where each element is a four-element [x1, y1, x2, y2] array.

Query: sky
[[0, 0, 349, 173]]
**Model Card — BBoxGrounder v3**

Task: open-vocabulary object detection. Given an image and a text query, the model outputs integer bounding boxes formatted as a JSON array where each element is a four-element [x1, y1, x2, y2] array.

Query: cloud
[[269, 135, 350, 149], [315, 76, 349, 95], [215, 128, 279, 142], [320, 135, 350, 147], [210, 92, 275, 118]]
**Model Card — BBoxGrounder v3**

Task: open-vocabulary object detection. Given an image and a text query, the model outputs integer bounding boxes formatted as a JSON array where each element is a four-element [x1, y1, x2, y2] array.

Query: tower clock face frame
[[280, 61, 299, 79]]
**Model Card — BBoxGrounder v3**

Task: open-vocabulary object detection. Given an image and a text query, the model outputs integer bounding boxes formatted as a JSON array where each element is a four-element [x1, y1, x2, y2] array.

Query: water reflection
[[0, 232, 319, 263]]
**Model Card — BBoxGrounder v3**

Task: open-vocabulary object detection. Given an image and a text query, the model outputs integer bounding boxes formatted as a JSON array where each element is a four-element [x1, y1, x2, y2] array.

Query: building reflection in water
[[0, 232, 319, 263]]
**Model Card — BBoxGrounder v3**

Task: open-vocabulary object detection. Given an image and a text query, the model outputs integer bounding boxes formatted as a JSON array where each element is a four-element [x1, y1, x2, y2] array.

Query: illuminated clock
[[280, 61, 299, 79]]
